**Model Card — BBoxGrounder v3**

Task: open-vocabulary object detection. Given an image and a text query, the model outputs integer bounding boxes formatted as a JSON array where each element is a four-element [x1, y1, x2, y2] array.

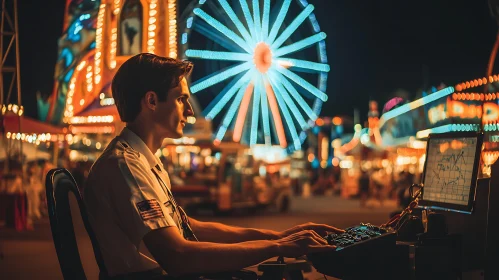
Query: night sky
[[15, 0, 498, 122]]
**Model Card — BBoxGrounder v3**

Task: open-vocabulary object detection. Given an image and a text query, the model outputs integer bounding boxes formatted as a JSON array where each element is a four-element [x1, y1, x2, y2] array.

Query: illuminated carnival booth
[[372, 75, 499, 180], [37, 0, 182, 162]]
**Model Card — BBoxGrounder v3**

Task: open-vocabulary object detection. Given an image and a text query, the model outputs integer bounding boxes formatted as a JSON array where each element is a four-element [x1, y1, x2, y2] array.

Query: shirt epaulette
[[117, 140, 140, 158]]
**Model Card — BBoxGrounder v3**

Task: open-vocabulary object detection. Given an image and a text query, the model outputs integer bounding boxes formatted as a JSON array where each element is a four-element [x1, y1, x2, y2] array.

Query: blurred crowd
[[0, 159, 55, 229]]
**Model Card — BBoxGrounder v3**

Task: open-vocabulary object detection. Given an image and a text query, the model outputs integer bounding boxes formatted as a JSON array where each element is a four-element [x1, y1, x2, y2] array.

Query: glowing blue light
[[216, 82, 251, 141], [187, 17, 193, 28], [267, 0, 291, 44], [275, 65, 328, 101], [252, 0, 262, 42], [318, 40, 328, 62], [194, 8, 252, 53], [191, 61, 252, 93], [271, 4, 314, 50], [182, 33, 188, 44], [218, 0, 254, 47], [74, 22, 83, 35], [415, 123, 479, 138], [64, 68, 74, 83], [257, 75, 271, 145], [273, 32, 326, 57], [239, 0, 257, 43], [267, 75, 301, 150], [67, 20, 82, 42], [277, 72, 317, 121], [204, 70, 254, 119], [61, 48, 74, 67], [79, 14, 91, 21], [262, 0, 270, 42], [215, 125, 228, 141], [379, 87, 455, 128], [195, 21, 242, 52], [186, 49, 252, 61], [267, 71, 308, 130], [277, 58, 330, 72], [250, 82, 261, 145], [308, 13, 320, 33], [199, 0, 206, 4]]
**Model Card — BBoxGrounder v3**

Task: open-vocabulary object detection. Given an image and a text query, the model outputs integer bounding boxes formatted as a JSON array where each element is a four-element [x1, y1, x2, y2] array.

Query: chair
[[45, 168, 260, 280], [45, 168, 108, 280]]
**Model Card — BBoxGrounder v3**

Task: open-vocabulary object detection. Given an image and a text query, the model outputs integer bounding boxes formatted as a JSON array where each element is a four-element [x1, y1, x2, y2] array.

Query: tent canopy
[[2, 113, 66, 135]]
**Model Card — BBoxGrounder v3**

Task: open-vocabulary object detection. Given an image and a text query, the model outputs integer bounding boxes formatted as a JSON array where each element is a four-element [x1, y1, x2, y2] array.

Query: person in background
[[358, 169, 370, 207]]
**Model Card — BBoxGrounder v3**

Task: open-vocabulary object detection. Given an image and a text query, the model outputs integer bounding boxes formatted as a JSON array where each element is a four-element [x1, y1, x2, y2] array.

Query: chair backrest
[[45, 168, 108, 280]]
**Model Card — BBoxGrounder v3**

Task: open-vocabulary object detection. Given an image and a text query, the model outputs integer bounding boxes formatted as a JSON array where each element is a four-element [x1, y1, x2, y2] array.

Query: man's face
[[154, 77, 194, 139]]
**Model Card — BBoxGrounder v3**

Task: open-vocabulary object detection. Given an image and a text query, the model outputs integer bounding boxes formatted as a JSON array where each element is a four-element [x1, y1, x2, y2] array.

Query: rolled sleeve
[[109, 151, 177, 247]]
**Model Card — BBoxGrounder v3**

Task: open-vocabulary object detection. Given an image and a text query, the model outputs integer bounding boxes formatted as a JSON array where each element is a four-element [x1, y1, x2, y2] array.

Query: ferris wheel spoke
[[266, 0, 291, 45], [194, 21, 244, 52], [191, 62, 252, 93], [271, 4, 315, 50], [276, 71, 318, 122], [252, 0, 262, 43], [257, 74, 271, 145], [233, 82, 255, 143], [204, 70, 254, 119], [217, 0, 255, 47], [273, 32, 326, 57], [274, 65, 328, 102], [215, 81, 250, 141], [263, 76, 287, 148], [194, 8, 253, 53], [267, 71, 308, 130], [262, 0, 270, 42], [250, 81, 261, 146], [186, 49, 252, 62], [276, 57, 330, 73], [267, 74, 301, 150], [239, 0, 257, 44]]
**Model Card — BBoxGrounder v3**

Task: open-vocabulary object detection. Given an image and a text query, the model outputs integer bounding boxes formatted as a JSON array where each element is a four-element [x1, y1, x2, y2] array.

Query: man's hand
[[275, 230, 336, 258], [279, 222, 344, 239]]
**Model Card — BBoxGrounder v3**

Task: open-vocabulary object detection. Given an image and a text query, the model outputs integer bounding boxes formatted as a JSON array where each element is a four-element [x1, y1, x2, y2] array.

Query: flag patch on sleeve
[[136, 199, 164, 220]]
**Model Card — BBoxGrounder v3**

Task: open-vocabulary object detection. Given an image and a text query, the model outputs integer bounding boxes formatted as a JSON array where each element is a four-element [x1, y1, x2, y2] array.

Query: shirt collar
[[119, 127, 161, 169]]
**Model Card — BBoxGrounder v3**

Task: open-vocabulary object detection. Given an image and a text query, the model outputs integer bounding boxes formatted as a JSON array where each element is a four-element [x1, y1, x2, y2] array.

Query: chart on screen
[[423, 137, 478, 206]]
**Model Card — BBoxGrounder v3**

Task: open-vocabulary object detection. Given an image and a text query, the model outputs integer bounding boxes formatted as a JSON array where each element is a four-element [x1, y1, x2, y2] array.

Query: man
[[84, 53, 342, 279]]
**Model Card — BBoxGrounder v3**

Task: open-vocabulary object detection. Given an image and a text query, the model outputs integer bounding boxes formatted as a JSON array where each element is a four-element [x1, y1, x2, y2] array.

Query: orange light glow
[[316, 118, 324, 126], [332, 116, 342, 125], [233, 83, 254, 142], [254, 43, 272, 73], [264, 80, 287, 148]]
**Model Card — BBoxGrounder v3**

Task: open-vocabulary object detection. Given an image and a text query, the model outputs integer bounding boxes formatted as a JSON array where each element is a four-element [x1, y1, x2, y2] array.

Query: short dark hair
[[112, 53, 193, 122]]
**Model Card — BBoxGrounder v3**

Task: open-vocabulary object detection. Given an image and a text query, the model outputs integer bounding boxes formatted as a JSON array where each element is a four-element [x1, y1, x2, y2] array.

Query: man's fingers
[[313, 224, 344, 233], [325, 225, 345, 233]]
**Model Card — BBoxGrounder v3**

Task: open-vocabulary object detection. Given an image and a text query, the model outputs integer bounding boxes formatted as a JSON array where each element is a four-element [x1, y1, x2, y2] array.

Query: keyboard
[[308, 223, 398, 279], [325, 223, 393, 249]]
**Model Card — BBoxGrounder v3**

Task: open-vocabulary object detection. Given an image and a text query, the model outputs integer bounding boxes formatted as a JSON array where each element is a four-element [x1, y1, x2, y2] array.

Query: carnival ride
[[180, 0, 330, 152]]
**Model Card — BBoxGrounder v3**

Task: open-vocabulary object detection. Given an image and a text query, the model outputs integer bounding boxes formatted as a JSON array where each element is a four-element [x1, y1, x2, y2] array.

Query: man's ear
[[144, 91, 158, 110]]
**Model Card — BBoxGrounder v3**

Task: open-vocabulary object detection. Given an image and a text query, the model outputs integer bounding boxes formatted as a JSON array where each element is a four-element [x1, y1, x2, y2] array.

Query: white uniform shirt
[[84, 127, 183, 277]]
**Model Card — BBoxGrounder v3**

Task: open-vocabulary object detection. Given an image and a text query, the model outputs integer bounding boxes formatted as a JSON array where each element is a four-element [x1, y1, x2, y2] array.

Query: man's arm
[[144, 226, 331, 277], [188, 217, 279, 243], [189, 218, 344, 243]]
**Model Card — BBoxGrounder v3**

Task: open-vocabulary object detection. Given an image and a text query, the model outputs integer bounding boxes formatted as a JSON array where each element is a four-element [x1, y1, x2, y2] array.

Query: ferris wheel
[[180, 0, 329, 152]]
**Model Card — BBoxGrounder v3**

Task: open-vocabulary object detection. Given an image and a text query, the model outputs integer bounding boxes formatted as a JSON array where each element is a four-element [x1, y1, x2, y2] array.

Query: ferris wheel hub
[[254, 42, 272, 73]]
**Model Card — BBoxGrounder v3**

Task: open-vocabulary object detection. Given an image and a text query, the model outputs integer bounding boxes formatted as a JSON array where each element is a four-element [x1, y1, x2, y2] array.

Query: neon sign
[[427, 98, 499, 125]]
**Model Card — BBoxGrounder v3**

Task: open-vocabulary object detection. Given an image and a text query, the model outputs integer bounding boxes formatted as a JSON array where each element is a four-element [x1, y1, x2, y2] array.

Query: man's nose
[[185, 105, 194, 117]]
